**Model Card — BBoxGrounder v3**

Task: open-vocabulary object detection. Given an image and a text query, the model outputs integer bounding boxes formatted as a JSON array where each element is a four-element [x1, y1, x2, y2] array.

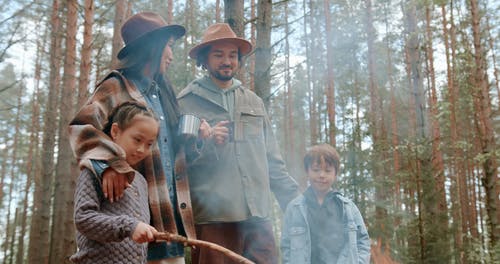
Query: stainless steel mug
[[178, 114, 201, 138]]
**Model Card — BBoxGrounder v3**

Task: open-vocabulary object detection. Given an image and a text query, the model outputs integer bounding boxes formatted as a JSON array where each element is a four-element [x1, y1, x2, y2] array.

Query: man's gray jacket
[[177, 76, 299, 224]]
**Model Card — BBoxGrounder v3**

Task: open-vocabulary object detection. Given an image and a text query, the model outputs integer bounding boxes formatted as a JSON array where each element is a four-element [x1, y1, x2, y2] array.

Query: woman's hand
[[102, 168, 131, 203]]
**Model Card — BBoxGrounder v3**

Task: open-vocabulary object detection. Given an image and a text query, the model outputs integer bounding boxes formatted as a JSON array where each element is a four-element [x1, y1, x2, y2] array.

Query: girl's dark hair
[[303, 144, 340, 173], [103, 101, 158, 137]]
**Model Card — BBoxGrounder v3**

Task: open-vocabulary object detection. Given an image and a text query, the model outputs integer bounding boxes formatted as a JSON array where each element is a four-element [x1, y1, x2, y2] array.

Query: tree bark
[[3, 67, 23, 264], [441, 2, 466, 262], [254, 0, 272, 109], [284, 2, 295, 166], [424, 5, 450, 259], [469, 0, 499, 251], [308, 0, 319, 143], [77, 0, 94, 109], [28, 0, 62, 262], [167, 0, 173, 24], [302, 0, 315, 146], [366, 0, 390, 254], [404, 0, 425, 261], [224, 0, 245, 84], [110, 0, 127, 68], [16, 30, 44, 264], [383, 1, 400, 257], [485, 15, 500, 101], [216, 0, 221, 22], [249, 0, 256, 91], [49, 0, 78, 262], [324, 0, 335, 145], [224, 0, 244, 39]]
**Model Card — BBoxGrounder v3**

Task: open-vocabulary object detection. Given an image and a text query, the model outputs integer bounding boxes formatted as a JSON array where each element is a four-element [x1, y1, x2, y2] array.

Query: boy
[[281, 144, 371, 264]]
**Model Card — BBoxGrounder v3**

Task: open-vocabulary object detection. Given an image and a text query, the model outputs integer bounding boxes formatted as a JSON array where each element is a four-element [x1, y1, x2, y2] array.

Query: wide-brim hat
[[118, 12, 186, 60], [189, 23, 252, 60]]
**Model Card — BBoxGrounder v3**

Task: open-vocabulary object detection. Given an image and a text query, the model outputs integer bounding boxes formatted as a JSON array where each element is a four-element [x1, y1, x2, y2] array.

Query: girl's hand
[[131, 222, 158, 243]]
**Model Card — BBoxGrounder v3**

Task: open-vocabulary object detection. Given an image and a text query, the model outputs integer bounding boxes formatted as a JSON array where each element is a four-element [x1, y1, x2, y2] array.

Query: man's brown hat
[[189, 23, 252, 59], [118, 12, 185, 60]]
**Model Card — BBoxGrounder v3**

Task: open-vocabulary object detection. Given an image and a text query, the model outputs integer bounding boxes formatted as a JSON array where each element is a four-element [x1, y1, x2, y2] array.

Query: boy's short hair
[[303, 144, 340, 173]]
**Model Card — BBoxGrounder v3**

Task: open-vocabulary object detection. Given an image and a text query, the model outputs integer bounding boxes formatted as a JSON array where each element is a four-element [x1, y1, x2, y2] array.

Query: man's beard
[[210, 67, 235, 81]]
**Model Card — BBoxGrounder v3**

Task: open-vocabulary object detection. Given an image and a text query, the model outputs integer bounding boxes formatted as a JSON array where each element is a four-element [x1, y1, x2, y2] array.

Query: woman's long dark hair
[[116, 34, 180, 130]]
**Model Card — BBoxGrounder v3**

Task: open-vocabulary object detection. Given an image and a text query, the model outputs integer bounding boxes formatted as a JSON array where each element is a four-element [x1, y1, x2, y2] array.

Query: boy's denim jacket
[[281, 192, 371, 264]]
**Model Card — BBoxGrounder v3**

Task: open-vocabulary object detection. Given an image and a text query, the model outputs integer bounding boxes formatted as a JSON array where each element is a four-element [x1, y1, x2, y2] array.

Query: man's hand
[[198, 119, 212, 139], [211, 120, 231, 145], [102, 168, 131, 202], [132, 222, 158, 244]]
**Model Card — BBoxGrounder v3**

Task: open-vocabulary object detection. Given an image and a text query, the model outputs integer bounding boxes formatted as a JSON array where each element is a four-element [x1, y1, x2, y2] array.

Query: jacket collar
[[179, 75, 243, 110]]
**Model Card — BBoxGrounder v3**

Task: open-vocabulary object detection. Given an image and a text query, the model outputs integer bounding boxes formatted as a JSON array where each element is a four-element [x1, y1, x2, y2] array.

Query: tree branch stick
[[155, 232, 255, 264]]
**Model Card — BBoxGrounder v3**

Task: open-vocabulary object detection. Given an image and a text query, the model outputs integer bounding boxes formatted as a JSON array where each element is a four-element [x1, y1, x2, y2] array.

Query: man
[[177, 23, 300, 264], [69, 12, 208, 264]]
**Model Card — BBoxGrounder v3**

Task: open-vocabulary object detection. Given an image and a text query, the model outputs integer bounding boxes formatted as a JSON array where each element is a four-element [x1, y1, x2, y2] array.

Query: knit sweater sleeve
[[74, 169, 139, 243]]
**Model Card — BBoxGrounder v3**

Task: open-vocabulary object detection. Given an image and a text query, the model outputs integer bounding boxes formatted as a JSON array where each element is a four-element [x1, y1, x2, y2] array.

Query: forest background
[[0, 0, 499, 263]]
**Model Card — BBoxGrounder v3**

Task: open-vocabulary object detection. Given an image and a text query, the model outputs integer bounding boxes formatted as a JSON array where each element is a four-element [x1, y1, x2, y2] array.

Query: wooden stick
[[155, 232, 255, 264]]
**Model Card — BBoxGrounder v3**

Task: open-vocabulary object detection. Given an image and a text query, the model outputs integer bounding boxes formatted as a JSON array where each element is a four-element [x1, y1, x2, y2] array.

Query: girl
[[71, 101, 160, 264]]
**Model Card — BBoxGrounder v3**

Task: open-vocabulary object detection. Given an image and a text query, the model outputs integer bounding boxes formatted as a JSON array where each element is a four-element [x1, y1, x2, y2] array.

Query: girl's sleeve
[[74, 169, 139, 243]]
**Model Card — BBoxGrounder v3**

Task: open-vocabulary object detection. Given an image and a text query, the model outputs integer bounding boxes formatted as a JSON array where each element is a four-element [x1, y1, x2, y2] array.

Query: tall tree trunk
[[49, 0, 78, 262], [367, 0, 390, 253], [284, 2, 294, 167], [77, 0, 94, 109], [308, 0, 319, 143], [216, 0, 221, 22], [7, 207, 19, 264], [224, 0, 245, 84], [441, 2, 465, 262], [424, 4, 450, 260], [249, 0, 256, 91], [167, 0, 173, 24], [183, 0, 196, 81], [404, 0, 426, 261], [16, 33, 44, 264], [3, 71, 23, 264], [324, 0, 335, 145], [469, 0, 499, 251], [384, 0, 401, 258], [224, 0, 244, 39], [302, 0, 314, 146], [254, 0, 272, 108], [0, 148, 6, 208], [485, 14, 500, 101], [110, 0, 127, 68], [28, 0, 62, 262]]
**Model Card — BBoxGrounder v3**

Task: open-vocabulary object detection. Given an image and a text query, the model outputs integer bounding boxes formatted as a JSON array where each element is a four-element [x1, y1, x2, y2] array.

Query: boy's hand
[[131, 222, 158, 244], [102, 168, 131, 202]]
